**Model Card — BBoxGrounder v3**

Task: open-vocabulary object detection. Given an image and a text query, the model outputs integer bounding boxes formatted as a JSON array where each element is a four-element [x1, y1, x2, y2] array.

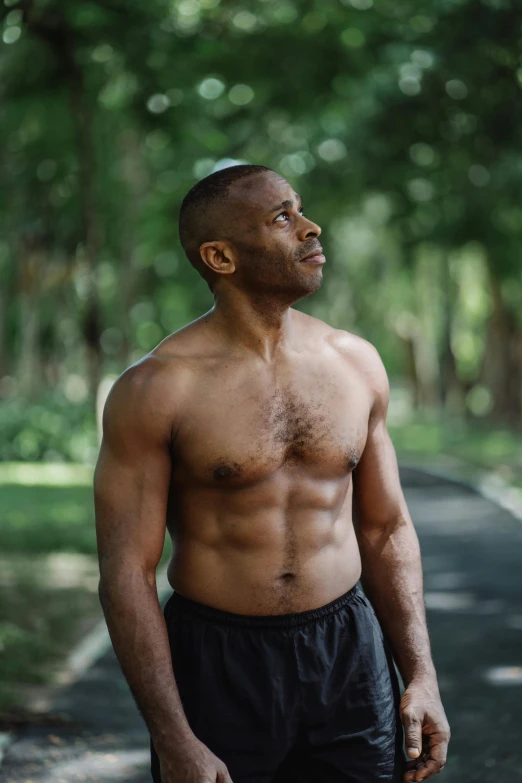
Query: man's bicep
[[353, 421, 406, 533], [93, 366, 173, 578], [352, 345, 409, 536]]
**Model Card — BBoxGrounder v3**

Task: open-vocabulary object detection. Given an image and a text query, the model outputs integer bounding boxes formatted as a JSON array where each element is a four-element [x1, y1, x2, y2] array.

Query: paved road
[[3, 467, 522, 782]]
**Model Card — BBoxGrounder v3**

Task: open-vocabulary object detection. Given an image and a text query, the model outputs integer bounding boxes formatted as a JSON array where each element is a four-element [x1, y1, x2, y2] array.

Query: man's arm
[[93, 358, 232, 783], [352, 342, 450, 783]]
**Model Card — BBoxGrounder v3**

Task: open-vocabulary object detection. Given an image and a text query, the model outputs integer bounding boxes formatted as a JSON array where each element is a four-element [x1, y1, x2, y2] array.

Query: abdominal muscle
[[166, 480, 362, 615]]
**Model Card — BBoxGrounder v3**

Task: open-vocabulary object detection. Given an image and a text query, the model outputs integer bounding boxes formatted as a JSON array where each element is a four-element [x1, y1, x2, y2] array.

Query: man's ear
[[199, 241, 236, 277]]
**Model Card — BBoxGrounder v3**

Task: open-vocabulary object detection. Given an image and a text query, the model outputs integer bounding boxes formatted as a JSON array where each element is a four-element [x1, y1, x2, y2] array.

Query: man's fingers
[[420, 728, 449, 775], [401, 708, 423, 758], [405, 757, 427, 771], [428, 732, 450, 767], [403, 737, 448, 782], [403, 765, 422, 782], [407, 758, 445, 781], [217, 765, 233, 783]]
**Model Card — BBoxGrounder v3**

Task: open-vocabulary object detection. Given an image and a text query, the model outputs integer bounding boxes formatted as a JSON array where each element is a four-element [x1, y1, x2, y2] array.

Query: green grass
[[389, 411, 522, 490], [0, 463, 169, 714], [0, 484, 97, 554], [0, 556, 102, 708]]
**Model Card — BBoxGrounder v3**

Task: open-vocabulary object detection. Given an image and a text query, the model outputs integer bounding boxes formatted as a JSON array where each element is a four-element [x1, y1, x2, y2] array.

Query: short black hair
[[178, 164, 272, 290]]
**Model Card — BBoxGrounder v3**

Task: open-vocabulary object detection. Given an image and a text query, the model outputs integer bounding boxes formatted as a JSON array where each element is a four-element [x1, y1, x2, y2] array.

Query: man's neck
[[209, 288, 295, 362]]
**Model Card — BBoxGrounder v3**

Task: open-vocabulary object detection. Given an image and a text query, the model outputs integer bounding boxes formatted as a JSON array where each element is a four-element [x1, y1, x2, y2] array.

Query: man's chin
[[291, 269, 324, 300], [301, 267, 324, 291], [244, 269, 323, 302]]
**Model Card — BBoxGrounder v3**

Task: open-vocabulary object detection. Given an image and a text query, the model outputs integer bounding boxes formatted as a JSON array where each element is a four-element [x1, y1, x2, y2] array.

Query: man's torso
[[147, 309, 376, 615]]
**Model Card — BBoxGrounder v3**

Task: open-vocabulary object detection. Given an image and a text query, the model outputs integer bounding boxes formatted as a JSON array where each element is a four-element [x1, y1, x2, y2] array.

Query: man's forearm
[[358, 516, 437, 687], [99, 568, 194, 754]]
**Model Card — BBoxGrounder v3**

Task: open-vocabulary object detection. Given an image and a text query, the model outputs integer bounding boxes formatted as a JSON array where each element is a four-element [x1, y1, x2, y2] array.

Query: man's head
[[178, 165, 324, 302]]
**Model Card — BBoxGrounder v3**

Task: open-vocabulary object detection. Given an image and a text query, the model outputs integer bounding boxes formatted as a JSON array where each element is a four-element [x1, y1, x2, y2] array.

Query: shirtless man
[[94, 164, 450, 783]]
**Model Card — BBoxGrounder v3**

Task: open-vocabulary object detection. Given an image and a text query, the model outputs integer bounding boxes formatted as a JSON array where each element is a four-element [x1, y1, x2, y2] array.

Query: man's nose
[[298, 217, 322, 240]]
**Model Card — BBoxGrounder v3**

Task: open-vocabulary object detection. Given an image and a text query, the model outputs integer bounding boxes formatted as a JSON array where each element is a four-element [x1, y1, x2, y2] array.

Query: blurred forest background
[[1, 0, 522, 717]]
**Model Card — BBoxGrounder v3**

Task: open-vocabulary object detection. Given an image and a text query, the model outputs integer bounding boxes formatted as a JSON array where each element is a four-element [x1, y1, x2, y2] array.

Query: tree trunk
[[439, 251, 464, 413], [404, 333, 421, 409], [117, 128, 149, 367], [69, 70, 103, 414], [16, 245, 44, 399], [480, 271, 522, 427], [22, 10, 103, 414], [0, 287, 6, 380], [413, 249, 440, 408]]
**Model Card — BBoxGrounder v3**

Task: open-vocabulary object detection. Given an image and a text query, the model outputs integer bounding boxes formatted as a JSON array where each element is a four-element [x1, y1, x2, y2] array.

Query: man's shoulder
[[295, 311, 384, 370], [110, 352, 180, 400], [330, 329, 390, 411], [101, 356, 178, 442], [298, 314, 389, 398], [322, 328, 390, 422], [113, 314, 212, 395], [104, 328, 202, 431], [328, 328, 383, 369]]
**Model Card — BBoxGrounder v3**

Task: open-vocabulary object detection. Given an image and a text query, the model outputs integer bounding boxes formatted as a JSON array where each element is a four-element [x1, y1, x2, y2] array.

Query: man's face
[[222, 171, 324, 300]]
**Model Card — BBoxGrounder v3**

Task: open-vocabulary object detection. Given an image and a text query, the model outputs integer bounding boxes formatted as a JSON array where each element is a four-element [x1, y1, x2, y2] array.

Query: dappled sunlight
[[406, 493, 494, 532], [0, 463, 93, 487], [473, 599, 506, 616], [420, 554, 453, 572], [0, 553, 99, 591], [42, 554, 99, 591], [47, 748, 151, 781], [0, 477, 101, 710], [505, 615, 522, 630], [483, 667, 522, 686], [424, 591, 476, 612], [424, 571, 465, 590], [477, 478, 522, 522], [424, 590, 508, 615]]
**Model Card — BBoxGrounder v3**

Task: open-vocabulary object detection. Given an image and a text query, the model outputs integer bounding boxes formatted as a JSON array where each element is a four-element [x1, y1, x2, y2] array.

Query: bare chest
[[175, 366, 370, 487]]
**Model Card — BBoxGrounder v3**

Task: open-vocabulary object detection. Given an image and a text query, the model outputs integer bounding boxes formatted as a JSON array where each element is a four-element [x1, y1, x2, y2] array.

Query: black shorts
[[150, 583, 405, 782]]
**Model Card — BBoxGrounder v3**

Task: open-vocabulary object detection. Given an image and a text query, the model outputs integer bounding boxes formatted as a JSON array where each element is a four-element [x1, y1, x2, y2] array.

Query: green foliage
[[390, 410, 522, 483], [0, 392, 97, 463], [1, 0, 521, 421]]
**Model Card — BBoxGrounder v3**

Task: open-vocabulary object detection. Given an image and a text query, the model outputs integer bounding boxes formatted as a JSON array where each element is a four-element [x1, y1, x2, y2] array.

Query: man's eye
[[274, 208, 304, 223]]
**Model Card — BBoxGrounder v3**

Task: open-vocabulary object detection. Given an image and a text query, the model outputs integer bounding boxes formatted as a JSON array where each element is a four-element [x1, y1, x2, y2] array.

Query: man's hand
[[159, 735, 233, 782], [400, 680, 450, 782]]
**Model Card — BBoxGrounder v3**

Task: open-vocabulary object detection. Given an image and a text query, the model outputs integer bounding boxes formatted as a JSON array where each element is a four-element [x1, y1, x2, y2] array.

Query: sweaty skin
[[94, 170, 449, 783]]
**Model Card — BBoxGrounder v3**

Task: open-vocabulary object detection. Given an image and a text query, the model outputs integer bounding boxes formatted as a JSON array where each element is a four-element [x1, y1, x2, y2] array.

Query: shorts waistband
[[164, 583, 364, 629]]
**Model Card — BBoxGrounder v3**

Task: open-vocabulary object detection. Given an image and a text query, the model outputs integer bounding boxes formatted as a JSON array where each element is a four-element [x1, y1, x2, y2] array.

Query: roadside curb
[[399, 454, 522, 523]]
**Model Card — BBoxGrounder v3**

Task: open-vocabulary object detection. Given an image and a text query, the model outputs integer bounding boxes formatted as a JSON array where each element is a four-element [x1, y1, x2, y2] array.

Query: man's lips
[[299, 248, 326, 264]]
